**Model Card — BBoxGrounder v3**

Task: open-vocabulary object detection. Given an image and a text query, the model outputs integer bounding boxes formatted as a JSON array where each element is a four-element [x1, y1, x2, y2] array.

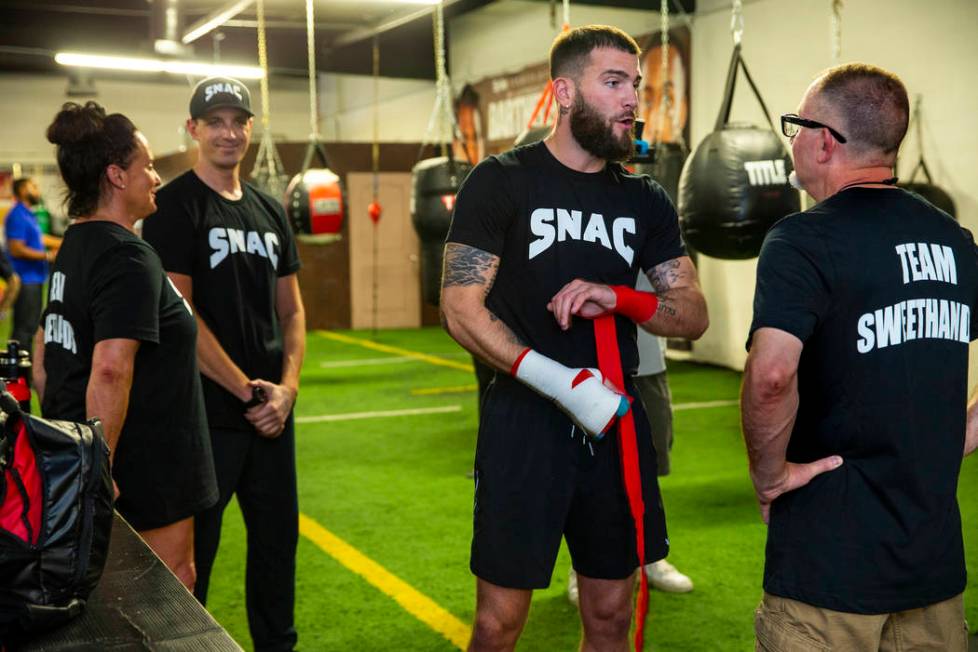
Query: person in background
[[143, 76, 305, 652], [4, 177, 61, 352], [0, 250, 21, 323], [35, 100, 217, 590]]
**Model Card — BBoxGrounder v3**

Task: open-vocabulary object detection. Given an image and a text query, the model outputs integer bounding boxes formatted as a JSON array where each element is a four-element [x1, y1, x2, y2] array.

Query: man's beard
[[569, 93, 635, 162]]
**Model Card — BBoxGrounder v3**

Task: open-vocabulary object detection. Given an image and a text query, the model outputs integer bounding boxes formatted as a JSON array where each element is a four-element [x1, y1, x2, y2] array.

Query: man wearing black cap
[[143, 77, 305, 652]]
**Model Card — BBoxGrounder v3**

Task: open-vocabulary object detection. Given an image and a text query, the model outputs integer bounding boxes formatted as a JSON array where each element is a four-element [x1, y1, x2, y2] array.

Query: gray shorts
[[632, 371, 673, 476]]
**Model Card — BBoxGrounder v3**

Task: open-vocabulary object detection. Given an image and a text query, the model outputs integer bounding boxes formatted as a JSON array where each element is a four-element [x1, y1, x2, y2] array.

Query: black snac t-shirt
[[447, 141, 684, 374], [749, 188, 978, 613], [41, 220, 217, 531], [142, 171, 301, 431]]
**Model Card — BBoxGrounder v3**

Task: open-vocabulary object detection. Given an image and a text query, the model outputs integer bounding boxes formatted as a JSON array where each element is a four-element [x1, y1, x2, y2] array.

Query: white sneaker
[[567, 568, 579, 606], [645, 559, 693, 593]]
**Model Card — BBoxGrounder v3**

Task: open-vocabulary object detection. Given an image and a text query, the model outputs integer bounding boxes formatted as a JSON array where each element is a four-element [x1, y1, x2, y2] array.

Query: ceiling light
[[55, 52, 264, 79], [182, 0, 255, 44]]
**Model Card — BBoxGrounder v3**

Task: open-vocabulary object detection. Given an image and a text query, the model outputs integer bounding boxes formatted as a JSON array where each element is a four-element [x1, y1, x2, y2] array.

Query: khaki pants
[[755, 592, 969, 652]]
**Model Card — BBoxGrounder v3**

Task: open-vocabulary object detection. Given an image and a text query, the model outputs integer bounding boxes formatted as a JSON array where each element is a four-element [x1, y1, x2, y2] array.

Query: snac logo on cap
[[204, 82, 243, 103]]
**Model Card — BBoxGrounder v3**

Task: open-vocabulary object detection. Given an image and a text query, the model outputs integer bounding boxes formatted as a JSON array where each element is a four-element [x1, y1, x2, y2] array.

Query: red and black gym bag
[[0, 391, 113, 642]]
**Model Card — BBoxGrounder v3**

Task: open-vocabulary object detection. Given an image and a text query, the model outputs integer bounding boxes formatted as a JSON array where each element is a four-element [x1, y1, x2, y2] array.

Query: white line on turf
[[319, 356, 416, 368], [296, 405, 463, 423], [673, 399, 739, 411]]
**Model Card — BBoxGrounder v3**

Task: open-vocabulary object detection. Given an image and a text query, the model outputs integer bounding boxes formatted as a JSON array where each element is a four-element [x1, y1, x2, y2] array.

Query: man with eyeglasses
[[741, 63, 977, 651]]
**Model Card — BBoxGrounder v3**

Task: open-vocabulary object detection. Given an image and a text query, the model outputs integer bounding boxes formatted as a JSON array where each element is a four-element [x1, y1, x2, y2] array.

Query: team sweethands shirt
[[143, 171, 300, 432], [749, 187, 978, 613], [447, 141, 685, 376]]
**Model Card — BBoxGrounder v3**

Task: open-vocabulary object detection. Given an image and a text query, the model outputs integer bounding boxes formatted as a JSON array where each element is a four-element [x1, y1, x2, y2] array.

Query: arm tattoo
[[489, 309, 525, 345], [648, 258, 685, 294], [656, 296, 678, 319], [443, 243, 499, 292]]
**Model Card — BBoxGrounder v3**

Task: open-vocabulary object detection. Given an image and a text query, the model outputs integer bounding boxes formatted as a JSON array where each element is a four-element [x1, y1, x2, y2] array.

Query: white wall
[[0, 70, 437, 166], [689, 0, 978, 371], [320, 73, 434, 142], [450, 0, 665, 86], [0, 74, 316, 165]]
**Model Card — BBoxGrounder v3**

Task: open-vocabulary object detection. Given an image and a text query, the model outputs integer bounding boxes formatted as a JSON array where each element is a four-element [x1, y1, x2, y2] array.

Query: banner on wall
[[453, 26, 691, 163]]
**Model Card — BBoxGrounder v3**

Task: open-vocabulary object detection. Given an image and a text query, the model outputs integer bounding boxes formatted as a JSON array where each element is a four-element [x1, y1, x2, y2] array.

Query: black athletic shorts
[[471, 374, 669, 589], [0, 251, 13, 281]]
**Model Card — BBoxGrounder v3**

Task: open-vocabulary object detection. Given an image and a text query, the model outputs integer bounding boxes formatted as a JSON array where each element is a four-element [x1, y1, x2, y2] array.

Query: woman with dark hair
[[33, 101, 218, 590]]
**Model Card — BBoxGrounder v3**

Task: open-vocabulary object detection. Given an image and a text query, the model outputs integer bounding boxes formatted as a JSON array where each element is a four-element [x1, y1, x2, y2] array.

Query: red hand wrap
[[611, 285, 658, 323], [510, 347, 531, 376]]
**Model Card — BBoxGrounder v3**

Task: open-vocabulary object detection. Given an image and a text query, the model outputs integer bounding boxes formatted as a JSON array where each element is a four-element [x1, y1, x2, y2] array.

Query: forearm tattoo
[[443, 243, 499, 295], [489, 309, 525, 345], [656, 296, 678, 318], [648, 258, 685, 293]]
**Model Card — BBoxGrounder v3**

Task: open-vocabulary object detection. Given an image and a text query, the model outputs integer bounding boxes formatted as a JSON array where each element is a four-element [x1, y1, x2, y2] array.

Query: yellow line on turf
[[411, 384, 478, 396], [317, 331, 474, 372], [299, 514, 471, 650]]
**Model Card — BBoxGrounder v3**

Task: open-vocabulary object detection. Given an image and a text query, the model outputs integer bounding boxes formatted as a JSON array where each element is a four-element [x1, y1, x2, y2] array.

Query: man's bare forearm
[[741, 358, 798, 499], [641, 258, 709, 339], [966, 388, 978, 456], [440, 243, 526, 372], [278, 310, 305, 393], [196, 316, 252, 402]]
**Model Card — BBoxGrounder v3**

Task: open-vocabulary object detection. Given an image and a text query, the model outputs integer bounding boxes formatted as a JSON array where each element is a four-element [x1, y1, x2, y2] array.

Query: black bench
[[15, 514, 240, 651]]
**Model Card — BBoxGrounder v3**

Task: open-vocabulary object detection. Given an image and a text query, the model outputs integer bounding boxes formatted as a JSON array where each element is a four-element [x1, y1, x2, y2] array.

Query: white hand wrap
[[511, 349, 628, 438]]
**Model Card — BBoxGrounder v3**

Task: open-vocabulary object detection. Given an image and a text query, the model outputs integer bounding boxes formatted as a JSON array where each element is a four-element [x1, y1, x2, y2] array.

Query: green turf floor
[[200, 326, 978, 651]]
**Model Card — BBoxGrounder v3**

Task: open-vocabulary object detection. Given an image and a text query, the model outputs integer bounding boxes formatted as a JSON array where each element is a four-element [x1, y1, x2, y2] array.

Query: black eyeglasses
[[781, 113, 847, 143]]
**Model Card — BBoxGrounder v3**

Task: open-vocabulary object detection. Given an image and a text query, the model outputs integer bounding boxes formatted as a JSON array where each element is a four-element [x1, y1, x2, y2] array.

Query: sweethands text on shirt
[[856, 242, 970, 353], [44, 271, 76, 354]]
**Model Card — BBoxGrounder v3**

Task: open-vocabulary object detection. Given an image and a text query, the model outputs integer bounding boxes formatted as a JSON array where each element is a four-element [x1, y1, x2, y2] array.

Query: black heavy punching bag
[[678, 45, 799, 259], [634, 142, 687, 206], [411, 156, 473, 306], [900, 159, 957, 219]]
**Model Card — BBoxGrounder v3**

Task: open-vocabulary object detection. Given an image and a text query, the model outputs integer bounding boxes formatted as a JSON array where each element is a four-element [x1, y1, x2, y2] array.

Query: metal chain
[[731, 0, 744, 45], [372, 37, 380, 199], [914, 94, 924, 158], [305, 0, 319, 139], [420, 1, 456, 157], [371, 35, 381, 335], [653, 0, 670, 143], [250, 0, 286, 197], [256, 0, 270, 131], [831, 0, 844, 63]]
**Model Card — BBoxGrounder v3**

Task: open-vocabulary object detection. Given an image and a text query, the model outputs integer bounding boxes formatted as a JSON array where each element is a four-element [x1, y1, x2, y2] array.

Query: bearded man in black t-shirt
[[742, 64, 978, 651], [441, 26, 708, 651], [142, 78, 305, 652]]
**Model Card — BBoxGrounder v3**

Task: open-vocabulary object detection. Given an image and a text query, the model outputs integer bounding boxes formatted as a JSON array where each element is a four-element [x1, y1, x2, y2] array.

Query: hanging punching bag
[[286, 140, 345, 236], [678, 45, 799, 260], [634, 142, 687, 206], [514, 125, 552, 148], [899, 159, 957, 219], [411, 156, 473, 306]]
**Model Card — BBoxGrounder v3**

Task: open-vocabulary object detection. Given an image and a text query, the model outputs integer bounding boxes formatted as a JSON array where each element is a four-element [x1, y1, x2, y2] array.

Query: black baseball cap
[[189, 77, 254, 119]]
